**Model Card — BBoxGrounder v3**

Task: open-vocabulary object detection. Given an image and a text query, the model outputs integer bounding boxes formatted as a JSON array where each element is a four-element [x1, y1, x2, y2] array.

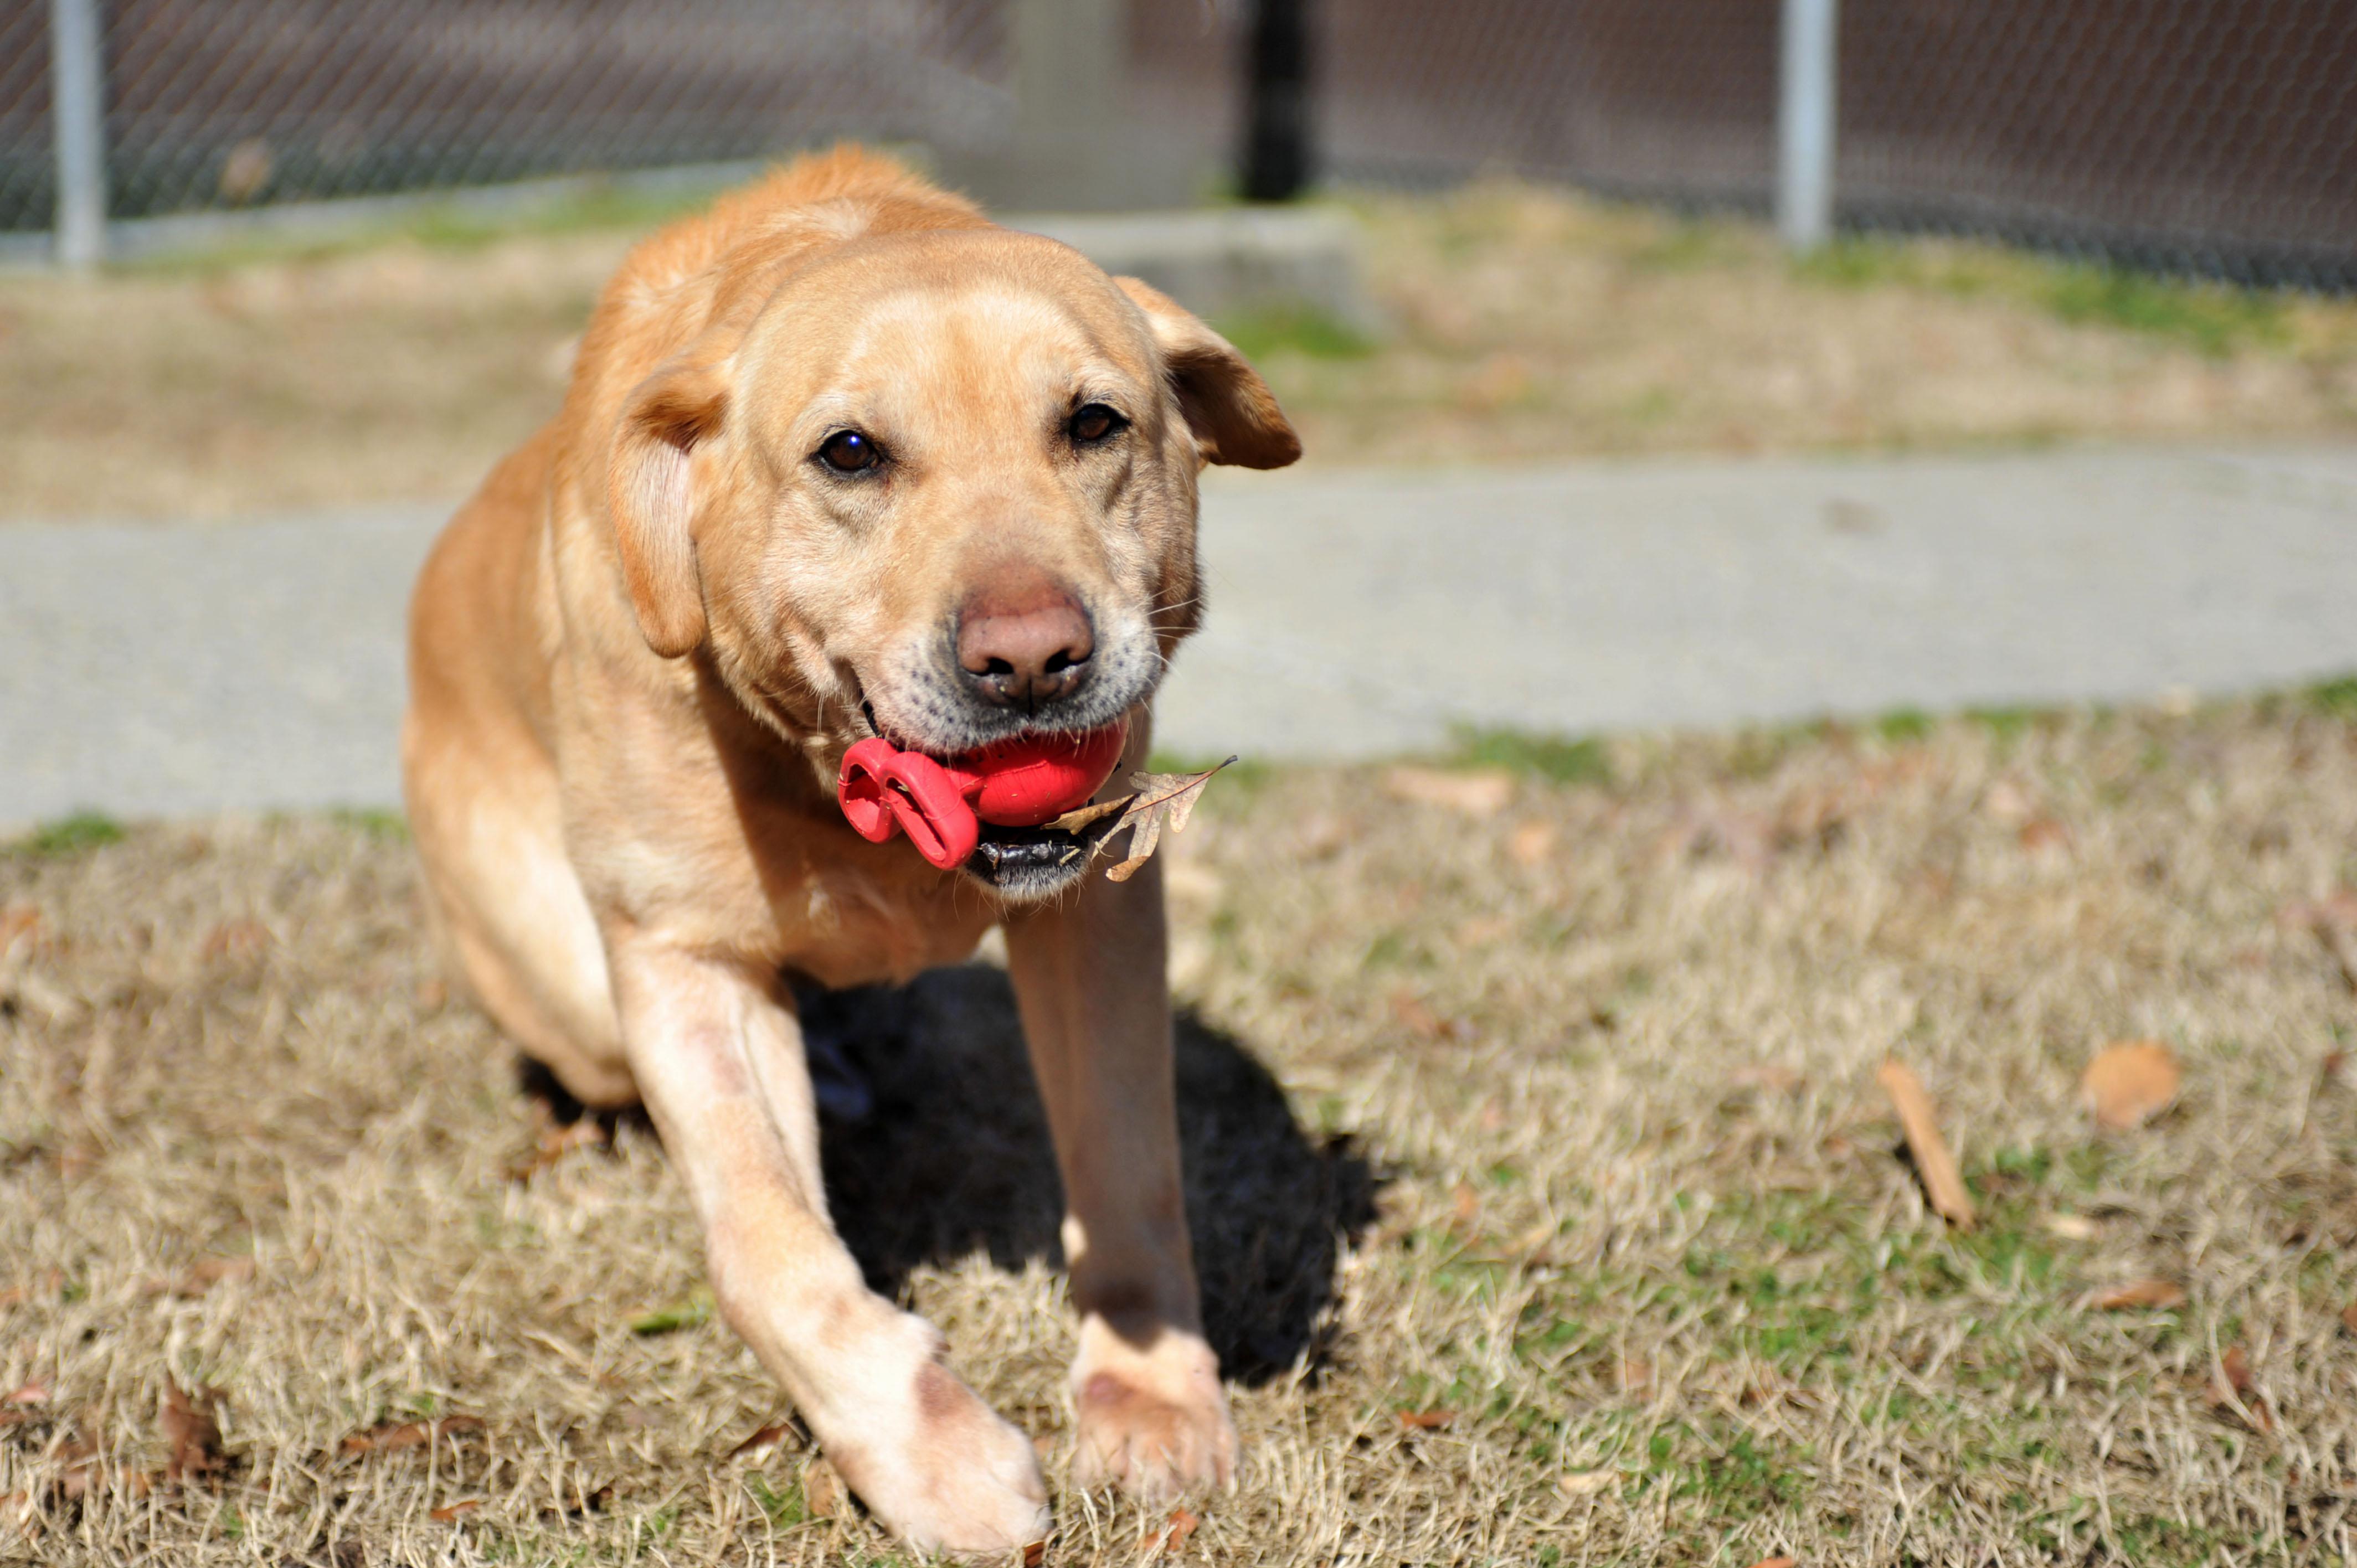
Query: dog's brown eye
[[1068, 403, 1125, 445], [817, 429, 881, 473]]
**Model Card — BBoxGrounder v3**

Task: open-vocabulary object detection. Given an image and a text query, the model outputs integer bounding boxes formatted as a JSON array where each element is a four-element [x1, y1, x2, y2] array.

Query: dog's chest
[[778, 860, 997, 989]]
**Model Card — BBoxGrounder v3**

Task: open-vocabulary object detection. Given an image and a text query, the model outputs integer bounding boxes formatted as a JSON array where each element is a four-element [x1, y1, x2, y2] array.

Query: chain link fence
[[1, 0, 1008, 240], [5, 0, 2356, 288], [1134, 0, 2357, 291]]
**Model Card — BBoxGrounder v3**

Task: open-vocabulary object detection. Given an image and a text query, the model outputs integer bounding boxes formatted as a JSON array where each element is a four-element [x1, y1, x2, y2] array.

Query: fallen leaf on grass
[[2206, 1344, 2273, 1433], [2081, 1040, 2181, 1131], [726, 1421, 791, 1461], [1507, 821, 1558, 865], [2340, 1302, 2357, 1337], [507, 1116, 604, 1183], [1395, 1408, 1455, 1430], [1047, 760, 1233, 883], [2017, 818, 2070, 854], [1617, 1355, 1653, 1396], [429, 1499, 481, 1522], [1022, 1540, 1048, 1568], [627, 1289, 713, 1335], [2080, 1278, 2186, 1311], [1748, 1559, 1798, 1568], [160, 1381, 225, 1483], [1141, 1506, 1198, 1553], [338, 1414, 485, 1456], [1558, 1469, 1617, 1496], [802, 1457, 847, 1519], [1876, 1060, 1977, 1230], [1383, 766, 1515, 818], [141, 1257, 255, 1298], [1392, 989, 1469, 1043]]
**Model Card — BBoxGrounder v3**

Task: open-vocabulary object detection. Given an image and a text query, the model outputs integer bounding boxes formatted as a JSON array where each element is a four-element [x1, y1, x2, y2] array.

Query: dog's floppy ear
[[608, 349, 731, 658], [1114, 277, 1301, 470]]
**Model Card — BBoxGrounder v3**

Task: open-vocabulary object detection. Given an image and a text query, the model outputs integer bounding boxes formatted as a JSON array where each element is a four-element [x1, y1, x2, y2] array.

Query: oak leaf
[[2081, 1278, 2185, 1311], [2081, 1040, 2180, 1131], [1048, 759, 1234, 883], [160, 1380, 225, 1484]]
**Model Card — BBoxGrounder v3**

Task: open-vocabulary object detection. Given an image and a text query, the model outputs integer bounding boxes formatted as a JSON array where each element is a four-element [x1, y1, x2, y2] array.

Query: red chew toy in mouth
[[837, 722, 1129, 870]]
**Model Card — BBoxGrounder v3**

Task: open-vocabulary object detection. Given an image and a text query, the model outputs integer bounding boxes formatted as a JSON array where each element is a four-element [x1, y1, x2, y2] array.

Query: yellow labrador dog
[[401, 148, 1298, 1552]]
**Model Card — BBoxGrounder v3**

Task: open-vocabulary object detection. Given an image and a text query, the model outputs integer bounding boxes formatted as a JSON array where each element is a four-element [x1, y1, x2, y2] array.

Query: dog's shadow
[[796, 966, 1381, 1385]]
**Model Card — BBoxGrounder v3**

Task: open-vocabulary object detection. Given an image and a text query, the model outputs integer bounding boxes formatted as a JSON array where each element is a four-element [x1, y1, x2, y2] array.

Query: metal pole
[[1776, 0, 1837, 253], [49, 0, 107, 267]]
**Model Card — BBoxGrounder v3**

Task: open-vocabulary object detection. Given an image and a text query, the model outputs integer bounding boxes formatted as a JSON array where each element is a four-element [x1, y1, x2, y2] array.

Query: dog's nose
[[955, 584, 1094, 709]]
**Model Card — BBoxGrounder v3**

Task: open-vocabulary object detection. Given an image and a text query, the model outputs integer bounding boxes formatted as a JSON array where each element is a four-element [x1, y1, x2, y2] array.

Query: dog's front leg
[[609, 941, 1049, 1553], [1003, 855, 1237, 1497]]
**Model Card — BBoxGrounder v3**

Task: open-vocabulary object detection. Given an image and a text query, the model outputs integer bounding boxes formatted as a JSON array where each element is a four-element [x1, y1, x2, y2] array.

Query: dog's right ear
[[608, 350, 732, 658]]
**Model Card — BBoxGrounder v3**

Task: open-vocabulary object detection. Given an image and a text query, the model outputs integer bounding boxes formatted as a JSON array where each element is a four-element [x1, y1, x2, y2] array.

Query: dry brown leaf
[[1748, 1559, 1798, 1568], [802, 1456, 847, 1519], [1383, 765, 1515, 818], [1395, 1408, 1455, 1430], [2207, 1344, 2273, 1432], [2018, 817, 2071, 854], [1876, 1060, 1977, 1230], [2081, 1040, 2181, 1131], [1141, 1507, 1199, 1553], [1449, 1182, 1480, 1227], [1507, 821, 1558, 865], [1617, 1355, 1653, 1395], [1022, 1540, 1048, 1568], [2081, 1277, 2186, 1311], [2340, 1302, 2357, 1337], [1391, 989, 1467, 1043], [337, 1414, 485, 1457], [507, 1117, 604, 1183], [159, 1381, 224, 1484], [1091, 760, 1234, 883], [0, 904, 40, 956], [725, 1421, 790, 1461], [429, 1499, 481, 1522], [1558, 1469, 1617, 1496]]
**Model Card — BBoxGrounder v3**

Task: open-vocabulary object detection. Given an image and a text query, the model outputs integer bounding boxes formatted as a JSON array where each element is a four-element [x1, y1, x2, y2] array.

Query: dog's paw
[[826, 1358, 1049, 1556], [1070, 1333, 1237, 1498]]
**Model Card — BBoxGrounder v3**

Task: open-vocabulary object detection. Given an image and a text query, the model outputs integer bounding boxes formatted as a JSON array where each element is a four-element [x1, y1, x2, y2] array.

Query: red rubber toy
[[838, 721, 1128, 870]]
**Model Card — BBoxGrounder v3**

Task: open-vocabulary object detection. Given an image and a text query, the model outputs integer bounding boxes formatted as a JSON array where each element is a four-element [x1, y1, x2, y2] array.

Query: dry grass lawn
[[12, 180, 2357, 519], [4, 698, 2357, 1565]]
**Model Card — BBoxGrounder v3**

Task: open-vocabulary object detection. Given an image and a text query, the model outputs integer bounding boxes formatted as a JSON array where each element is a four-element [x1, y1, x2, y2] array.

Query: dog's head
[[603, 226, 1298, 898]]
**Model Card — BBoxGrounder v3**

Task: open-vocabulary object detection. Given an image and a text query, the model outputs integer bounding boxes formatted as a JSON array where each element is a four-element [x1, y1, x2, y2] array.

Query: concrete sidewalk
[[5, 446, 2356, 825]]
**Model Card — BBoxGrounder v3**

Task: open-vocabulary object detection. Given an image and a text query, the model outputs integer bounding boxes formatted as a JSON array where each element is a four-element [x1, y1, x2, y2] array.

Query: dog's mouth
[[848, 700, 1129, 894]]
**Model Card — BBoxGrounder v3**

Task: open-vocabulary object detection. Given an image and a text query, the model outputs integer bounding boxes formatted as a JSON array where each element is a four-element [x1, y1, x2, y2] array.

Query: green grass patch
[[1793, 234, 2292, 357], [1447, 725, 1611, 785], [2306, 674, 2357, 719], [1212, 306, 1377, 362], [327, 806, 410, 842], [14, 810, 126, 857]]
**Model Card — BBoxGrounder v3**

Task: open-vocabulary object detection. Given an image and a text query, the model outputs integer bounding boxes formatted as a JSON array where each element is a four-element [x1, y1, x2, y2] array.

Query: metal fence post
[[49, 0, 107, 266], [1776, 0, 1837, 253]]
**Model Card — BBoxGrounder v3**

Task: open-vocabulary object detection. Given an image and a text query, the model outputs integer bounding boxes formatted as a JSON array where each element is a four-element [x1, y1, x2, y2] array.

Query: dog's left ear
[[607, 347, 732, 658], [1115, 277, 1301, 470]]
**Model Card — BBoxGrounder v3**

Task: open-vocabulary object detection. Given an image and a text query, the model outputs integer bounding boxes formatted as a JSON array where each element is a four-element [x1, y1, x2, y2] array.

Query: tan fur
[[402, 147, 1297, 1554]]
